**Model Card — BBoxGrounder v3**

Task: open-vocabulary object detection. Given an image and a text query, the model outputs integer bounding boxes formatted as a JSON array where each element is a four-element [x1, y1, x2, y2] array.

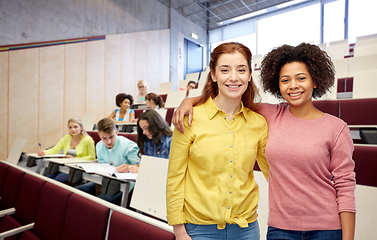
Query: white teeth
[[228, 85, 240, 89], [289, 93, 302, 97]]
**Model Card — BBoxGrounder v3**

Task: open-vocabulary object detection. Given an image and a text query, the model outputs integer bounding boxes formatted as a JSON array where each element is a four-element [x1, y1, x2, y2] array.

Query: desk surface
[[27, 153, 66, 158], [47, 158, 97, 164]]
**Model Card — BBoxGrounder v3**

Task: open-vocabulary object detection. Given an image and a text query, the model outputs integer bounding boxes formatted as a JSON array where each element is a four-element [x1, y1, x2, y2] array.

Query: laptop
[[7, 138, 26, 165]]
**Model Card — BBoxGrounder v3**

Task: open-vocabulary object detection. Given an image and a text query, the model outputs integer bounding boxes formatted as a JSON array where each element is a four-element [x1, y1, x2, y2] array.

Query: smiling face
[[279, 62, 317, 109], [211, 52, 251, 102], [139, 119, 153, 139], [120, 98, 131, 111], [68, 122, 82, 136]]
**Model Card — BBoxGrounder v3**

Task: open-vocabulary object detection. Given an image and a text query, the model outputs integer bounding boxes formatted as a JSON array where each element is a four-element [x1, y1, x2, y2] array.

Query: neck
[[71, 134, 82, 140], [288, 101, 322, 119], [151, 103, 157, 109], [213, 96, 242, 121], [119, 108, 127, 113]]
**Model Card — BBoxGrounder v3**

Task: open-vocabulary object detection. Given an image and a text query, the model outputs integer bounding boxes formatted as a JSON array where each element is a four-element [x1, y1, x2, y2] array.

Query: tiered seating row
[[0, 161, 174, 240]]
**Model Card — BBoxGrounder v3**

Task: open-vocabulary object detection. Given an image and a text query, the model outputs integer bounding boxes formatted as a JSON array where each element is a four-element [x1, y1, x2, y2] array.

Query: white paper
[[27, 153, 66, 158], [113, 172, 137, 180], [75, 163, 116, 175]]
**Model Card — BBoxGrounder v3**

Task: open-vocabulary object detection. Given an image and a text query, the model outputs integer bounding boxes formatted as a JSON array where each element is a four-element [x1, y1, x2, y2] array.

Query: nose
[[143, 129, 148, 135], [230, 71, 237, 81], [289, 79, 298, 89]]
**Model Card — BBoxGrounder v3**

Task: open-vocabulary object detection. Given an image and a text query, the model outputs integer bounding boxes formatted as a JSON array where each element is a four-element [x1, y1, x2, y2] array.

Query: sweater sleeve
[[166, 118, 192, 226], [44, 135, 69, 155], [330, 124, 356, 213], [256, 121, 269, 181]]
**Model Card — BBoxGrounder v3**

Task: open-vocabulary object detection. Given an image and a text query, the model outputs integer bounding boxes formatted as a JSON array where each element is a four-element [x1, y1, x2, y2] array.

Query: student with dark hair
[[38, 118, 95, 182], [173, 42, 356, 240], [145, 92, 165, 110], [136, 109, 172, 159], [76, 118, 140, 204], [185, 80, 197, 97], [108, 93, 135, 122], [166, 42, 269, 240]]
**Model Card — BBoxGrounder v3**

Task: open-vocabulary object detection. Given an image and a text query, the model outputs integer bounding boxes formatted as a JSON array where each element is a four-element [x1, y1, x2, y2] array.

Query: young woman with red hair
[[166, 42, 269, 240]]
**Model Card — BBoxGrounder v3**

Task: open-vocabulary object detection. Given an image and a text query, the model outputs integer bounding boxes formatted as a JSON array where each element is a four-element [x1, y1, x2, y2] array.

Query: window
[[323, 0, 345, 43], [348, 0, 377, 43], [257, 3, 321, 55]]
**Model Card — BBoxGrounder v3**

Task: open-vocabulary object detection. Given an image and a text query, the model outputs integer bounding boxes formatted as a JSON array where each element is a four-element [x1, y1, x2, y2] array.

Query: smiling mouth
[[226, 84, 242, 89], [288, 92, 303, 97]]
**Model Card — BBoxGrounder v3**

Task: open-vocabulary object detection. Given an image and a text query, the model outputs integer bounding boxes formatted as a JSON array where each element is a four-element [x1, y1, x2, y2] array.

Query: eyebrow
[[280, 72, 308, 79], [219, 64, 247, 68]]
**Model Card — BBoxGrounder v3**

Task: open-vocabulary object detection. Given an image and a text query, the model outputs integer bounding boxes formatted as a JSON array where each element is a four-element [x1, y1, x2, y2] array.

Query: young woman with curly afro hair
[[172, 42, 356, 240]]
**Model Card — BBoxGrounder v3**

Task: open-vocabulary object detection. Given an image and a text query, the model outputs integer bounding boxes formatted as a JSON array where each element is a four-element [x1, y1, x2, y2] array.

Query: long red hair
[[197, 42, 260, 110]]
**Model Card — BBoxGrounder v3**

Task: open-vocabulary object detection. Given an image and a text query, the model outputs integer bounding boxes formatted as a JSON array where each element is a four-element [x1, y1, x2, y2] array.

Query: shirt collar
[[204, 97, 249, 122]]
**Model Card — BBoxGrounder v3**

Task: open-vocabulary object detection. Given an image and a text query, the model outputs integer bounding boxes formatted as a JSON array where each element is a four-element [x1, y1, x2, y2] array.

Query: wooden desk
[[63, 163, 134, 208], [115, 122, 137, 133]]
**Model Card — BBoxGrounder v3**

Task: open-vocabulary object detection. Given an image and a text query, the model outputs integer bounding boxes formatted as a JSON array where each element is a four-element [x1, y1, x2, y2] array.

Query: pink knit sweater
[[258, 103, 356, 231]]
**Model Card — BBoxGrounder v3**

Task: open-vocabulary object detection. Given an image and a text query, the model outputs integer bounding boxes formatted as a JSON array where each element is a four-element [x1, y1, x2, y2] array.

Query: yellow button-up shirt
[[166, 97, 269, 229]]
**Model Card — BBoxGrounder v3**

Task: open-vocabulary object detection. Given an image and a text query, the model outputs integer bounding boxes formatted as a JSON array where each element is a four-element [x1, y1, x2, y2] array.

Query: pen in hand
[[37, 143, 45, 156]]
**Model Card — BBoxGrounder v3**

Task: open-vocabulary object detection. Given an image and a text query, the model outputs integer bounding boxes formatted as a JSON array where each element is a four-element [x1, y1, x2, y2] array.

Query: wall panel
[[105, 34, 122, 117], [121, 33, 137, 97], [39, 45, 65, 149], [64, 42, 87, 133], [9, 48, 39, 153], [0, 52, 9, 159], [86, 40, 105, 123], [135, 31, 150, 92], [148, 30, 161, 93], [160, 29, 170, 85]]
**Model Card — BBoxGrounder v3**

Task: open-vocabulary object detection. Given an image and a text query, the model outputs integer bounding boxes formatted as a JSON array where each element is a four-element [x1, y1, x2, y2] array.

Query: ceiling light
[[231, 9, 268, 22], [276, 0, 308, 9]]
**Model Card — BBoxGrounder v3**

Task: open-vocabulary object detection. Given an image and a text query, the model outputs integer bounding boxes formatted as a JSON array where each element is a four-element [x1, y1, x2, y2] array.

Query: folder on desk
[[130, 155, 169, 220], [7, 138, 26, 165]]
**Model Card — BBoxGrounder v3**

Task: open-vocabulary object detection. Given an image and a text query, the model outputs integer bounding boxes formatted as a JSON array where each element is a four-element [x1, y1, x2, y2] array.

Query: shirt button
[[228, 207, 230, 209], [229, 191, 232, 194], [233, 118, 235, 121], [230, 160, 232, 163], [230, 175, 232, 178], [229, 131, 232, 134], [230, 145, 232, 148], [224, 117, 227, 120]]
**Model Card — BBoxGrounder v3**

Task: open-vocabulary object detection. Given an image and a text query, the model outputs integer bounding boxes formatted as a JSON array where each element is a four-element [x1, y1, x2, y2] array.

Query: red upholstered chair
[[0, 174, 46, 240], [340, 98, 377, 125], [0, 161, 10, 196], [107, 211, 175, 240], [160, 94, 168, 103], [0, 166, 25, 210], [20, 182, 72, 240], [165, 108, 175, 126], [312, 100, 340, 118], [60, 193, 110, 240], [337, 78, 345, 93], [134, 109, 144, 119], [87, 131, 101, 146], [345, 77, 353, 92], [353, 145, 377, 187], [126, 134, 137, 143]]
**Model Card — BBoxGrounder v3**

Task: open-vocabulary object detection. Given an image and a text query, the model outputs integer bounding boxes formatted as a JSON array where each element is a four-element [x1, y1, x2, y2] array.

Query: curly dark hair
[[260, 43, 335, 99], [115, 93, 134, 107]]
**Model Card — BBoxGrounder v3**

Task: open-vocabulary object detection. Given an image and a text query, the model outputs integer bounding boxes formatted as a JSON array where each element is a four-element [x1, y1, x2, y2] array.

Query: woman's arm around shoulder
[[172, 96, 200, 133]]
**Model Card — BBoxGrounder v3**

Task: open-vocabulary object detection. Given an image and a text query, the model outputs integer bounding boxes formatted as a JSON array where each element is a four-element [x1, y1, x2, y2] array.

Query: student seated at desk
[[145, 92, 165, 110], [108, 93, 135, 123], [136, 109, 172, 159], [136, 79, 148, 103], [37, 118, 95, 182], [76, 118, 140, 204]]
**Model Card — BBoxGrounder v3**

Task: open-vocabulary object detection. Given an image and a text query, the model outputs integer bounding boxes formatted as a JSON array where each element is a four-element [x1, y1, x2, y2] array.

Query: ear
[[210, 73, 216, 82]]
